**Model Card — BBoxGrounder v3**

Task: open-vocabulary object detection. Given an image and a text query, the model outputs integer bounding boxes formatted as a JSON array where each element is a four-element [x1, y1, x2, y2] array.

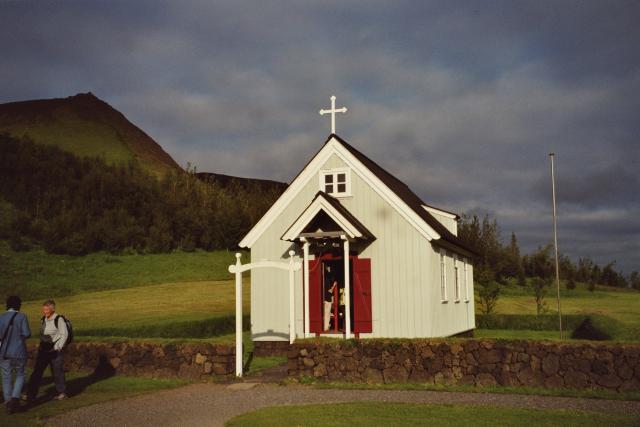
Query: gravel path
[[46, 383, 640, 427]]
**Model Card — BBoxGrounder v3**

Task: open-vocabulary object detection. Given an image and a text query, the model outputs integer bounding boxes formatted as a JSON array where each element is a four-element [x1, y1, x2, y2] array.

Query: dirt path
[[46, 382, 640, 427]]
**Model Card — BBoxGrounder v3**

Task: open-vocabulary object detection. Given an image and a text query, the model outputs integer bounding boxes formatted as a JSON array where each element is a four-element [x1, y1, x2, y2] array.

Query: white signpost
[[228, 251, 302, 377]]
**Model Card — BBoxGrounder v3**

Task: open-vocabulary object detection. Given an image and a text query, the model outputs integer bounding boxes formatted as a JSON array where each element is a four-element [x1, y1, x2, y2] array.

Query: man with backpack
[[24, 299, 69, 402], [0, 295, 31, 414]]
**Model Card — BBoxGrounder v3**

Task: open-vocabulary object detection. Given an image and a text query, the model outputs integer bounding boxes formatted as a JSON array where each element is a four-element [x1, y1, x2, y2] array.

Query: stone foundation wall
[[288, 339, 640, 392], [253, 341, 291, 357], [27, 341, 236, 380]]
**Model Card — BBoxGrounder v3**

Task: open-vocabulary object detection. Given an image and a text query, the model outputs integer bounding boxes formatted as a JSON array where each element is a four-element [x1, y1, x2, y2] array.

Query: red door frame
[[306, 251, 371, 337]]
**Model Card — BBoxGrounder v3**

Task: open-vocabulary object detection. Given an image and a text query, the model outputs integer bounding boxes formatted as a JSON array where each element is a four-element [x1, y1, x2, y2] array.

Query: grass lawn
[[495, 286, 640, 340], [3, 242, 638, 342], [309, 380, 640, 401], [0, 240, 239, 299], [19, 279, 250, 336], [474, 329, 563, 340], [225, 402, 640, 427], [0, 371, 187, 427]]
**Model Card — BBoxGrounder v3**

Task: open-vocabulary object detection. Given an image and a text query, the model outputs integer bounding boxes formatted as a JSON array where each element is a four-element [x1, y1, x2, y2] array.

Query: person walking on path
[[0, 295, 31, 414], [24, 299, 68, 402]]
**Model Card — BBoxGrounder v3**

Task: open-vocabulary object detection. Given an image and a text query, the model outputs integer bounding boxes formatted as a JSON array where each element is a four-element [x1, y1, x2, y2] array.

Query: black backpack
[[41, 315, 74, 347]]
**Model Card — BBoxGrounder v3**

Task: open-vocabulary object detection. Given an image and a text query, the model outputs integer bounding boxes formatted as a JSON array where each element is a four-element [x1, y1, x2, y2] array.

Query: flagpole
[[549, 153, 562, 339]]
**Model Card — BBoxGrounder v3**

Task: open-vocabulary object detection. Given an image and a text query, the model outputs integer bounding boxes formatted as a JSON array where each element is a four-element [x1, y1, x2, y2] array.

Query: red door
[[308, 258, 322, 333], [352, 258, 372, 333]]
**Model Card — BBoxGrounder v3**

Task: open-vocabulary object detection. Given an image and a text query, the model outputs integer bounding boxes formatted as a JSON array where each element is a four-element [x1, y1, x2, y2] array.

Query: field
[[19, 280, 250, 338], [490, 284, 640, 341], [0, 241, 238, 299], [1, 243, 638, 424], [2, 242, 639, 342]]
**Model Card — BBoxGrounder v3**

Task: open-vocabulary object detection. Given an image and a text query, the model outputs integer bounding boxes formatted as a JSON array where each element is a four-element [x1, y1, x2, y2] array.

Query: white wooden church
[[239, 97, 475, 343]]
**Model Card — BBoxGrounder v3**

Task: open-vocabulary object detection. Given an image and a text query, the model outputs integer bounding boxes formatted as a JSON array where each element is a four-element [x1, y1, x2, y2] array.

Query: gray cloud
[[1, 0, 638, 272]]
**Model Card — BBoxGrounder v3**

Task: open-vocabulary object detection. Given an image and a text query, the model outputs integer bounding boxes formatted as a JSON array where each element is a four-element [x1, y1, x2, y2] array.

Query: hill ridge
[[0, 92, 181, 176]]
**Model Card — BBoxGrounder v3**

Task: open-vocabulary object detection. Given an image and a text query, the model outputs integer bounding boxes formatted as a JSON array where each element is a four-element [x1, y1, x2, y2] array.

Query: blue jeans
[[0, 357, 27, 402]]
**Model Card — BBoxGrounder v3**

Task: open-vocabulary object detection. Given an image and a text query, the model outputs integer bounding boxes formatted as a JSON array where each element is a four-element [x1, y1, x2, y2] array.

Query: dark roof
[[325, 134, 475, 256], [281, 191, 375, 241], [313, 191, 375, 240]]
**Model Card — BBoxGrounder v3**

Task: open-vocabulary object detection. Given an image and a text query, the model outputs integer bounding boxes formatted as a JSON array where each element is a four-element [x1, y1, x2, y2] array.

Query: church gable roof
[[240, 133, 474, 256], [330, 134, 473, 255], [281, 191, 374, 241]]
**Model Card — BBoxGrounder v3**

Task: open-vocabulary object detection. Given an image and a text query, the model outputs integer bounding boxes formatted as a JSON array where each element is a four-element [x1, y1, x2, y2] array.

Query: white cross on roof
[[319, 95, 347, 134]]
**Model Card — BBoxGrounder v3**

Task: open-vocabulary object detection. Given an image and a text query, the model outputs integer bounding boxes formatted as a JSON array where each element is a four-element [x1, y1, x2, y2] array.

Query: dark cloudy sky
[[1, 1, 639, 273]]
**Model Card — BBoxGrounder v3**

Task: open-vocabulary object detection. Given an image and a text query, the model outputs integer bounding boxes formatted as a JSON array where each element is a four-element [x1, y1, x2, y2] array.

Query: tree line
[[458, 214, 639, 313], [0, 134, 282, 255], [1, 133, 637, 292]]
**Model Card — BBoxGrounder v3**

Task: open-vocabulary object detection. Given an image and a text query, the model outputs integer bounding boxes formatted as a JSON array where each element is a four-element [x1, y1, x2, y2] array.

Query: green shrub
[[571, 317, 612, 341]]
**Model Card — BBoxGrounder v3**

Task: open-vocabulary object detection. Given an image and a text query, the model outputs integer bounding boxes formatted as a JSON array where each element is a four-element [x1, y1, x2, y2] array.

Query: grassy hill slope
[[0, 240, 236, 299], [0, 92, 180, 176]]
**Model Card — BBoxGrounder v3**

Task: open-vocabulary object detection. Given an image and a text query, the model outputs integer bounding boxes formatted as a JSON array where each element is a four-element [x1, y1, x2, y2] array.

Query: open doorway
[[321, 259, 354, 333]]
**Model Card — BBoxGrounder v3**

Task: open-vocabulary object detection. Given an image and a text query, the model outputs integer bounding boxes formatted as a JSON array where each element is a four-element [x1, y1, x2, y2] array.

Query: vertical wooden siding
[[251, 153, 474, 341]]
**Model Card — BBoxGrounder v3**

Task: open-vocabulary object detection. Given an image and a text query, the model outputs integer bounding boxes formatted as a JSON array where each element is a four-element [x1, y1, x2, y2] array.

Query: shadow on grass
[[243, 351, 254, 372], [25, 355, 116, 411]]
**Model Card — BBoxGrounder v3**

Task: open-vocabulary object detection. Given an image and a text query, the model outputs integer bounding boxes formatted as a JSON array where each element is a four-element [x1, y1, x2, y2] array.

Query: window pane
[[337, 183, 346, 193], [325, 184, 334, 193], [337, 173, 346, 183], [324, 174, 333, 184]]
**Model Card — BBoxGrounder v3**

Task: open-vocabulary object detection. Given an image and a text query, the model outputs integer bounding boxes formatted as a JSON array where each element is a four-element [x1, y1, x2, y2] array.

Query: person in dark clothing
[[0, 295, 31, 414], [323, 266, 338, 331], [24, 300, 68, 402]]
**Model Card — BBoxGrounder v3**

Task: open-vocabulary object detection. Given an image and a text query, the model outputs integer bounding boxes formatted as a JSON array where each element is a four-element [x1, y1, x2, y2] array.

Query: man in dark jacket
[[0, 295, 31, 414]]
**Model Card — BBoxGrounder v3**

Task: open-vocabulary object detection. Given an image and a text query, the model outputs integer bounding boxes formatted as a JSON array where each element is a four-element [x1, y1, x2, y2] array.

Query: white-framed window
[[319, 168, 351, 197], [454, 258, 460, 302], [464, 260, 470, 302], [440, 251, 447, 302]]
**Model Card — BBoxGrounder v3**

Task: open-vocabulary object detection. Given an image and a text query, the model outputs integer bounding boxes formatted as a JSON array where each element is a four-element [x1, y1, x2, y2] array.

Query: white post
[[288, 250, 296, 344], [301, 238, 310, 338], [550, 153, 563, 339], [234, 253, 243, 377], [341, 235, 351, 339], [330, 96, 336, 134]]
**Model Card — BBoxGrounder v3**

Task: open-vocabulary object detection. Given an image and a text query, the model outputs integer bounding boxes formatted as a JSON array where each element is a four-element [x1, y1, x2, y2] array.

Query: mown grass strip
[[76, 314, 250, 338], [226, 402, 640, 427], [307, 380, 640, 401]]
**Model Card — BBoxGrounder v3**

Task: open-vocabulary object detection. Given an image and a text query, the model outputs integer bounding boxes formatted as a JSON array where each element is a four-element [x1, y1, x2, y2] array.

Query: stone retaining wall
[[253, 341, 291, 357], [27, 341, 236, 380], [288, 339, 640, 392]]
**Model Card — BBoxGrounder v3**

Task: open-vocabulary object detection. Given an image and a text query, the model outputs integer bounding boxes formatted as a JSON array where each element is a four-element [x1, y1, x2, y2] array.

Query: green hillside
[[0, 92, 180, 176]]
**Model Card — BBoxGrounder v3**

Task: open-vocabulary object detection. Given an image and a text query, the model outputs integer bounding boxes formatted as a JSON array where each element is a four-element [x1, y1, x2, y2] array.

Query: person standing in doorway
[[0, 295, 31, 414], [25, 300, 68, 401], [323, 266, 338, 331]]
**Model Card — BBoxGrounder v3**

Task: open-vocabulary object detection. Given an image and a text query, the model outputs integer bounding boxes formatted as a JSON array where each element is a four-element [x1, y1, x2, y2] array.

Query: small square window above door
[[320, 168, 351, 197]]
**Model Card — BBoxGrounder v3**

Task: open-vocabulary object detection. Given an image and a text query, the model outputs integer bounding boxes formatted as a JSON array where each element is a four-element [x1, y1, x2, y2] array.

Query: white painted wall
[[250, 149, 474, 341], [427, 210, 458, 236]]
